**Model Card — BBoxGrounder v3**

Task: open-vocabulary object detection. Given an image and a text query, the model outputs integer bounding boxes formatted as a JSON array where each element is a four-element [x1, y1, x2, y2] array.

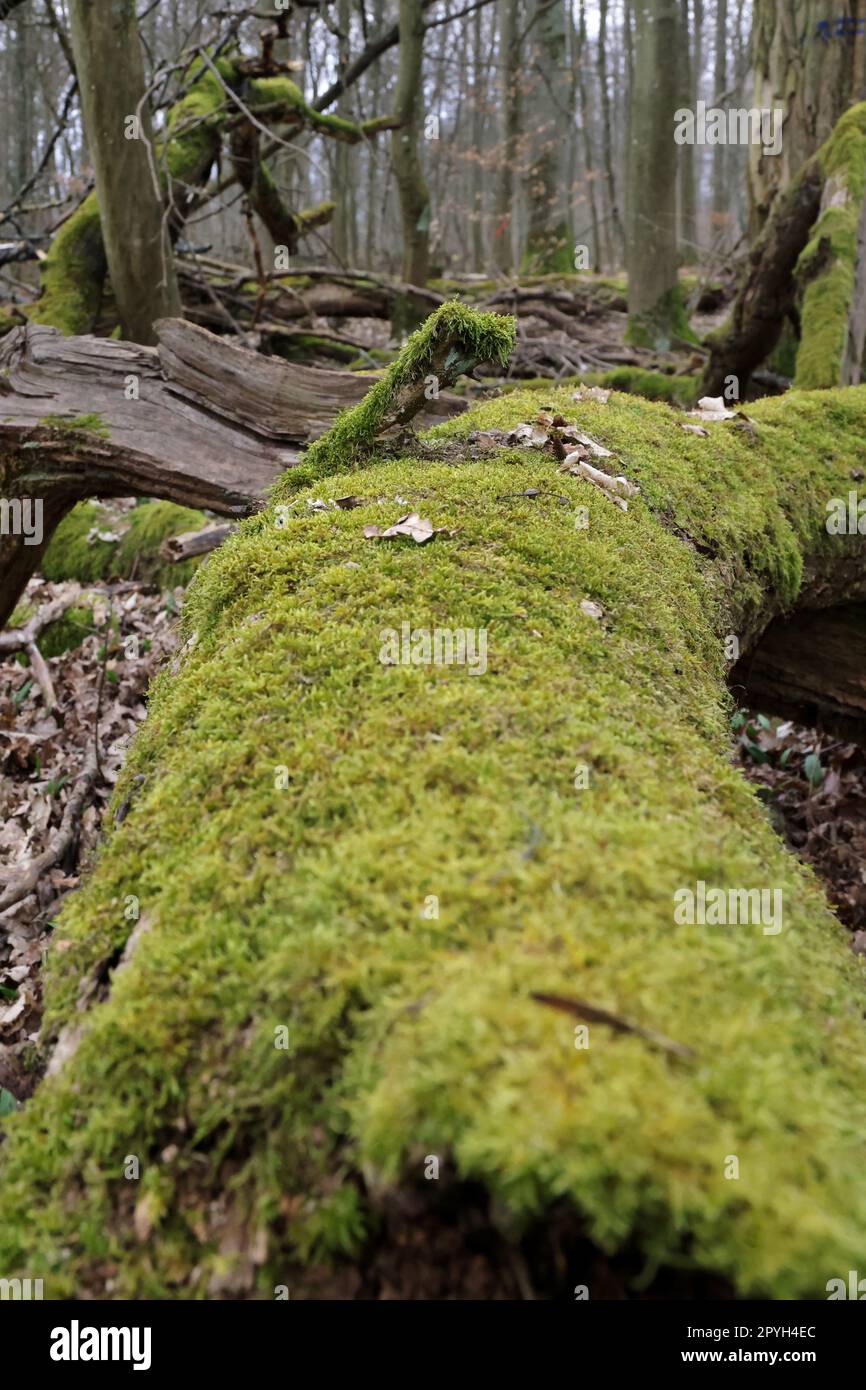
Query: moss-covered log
[[41, 500, 208, 590], [1, 305, 866, 1298]]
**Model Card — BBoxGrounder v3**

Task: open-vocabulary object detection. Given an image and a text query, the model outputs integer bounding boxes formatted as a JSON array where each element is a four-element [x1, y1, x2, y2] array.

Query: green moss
[[41, 606, 98, 658], [520, 222, 575, 276], [248, 77, 360, 142], [591, 366, 700, 408], [794, 104, 866, 389], [27, 192, 107, 336], [768, 320, 799, 379], [40, 413, 110, 439], [7, 599, 95, 657], [271, 333, 358, 365], [0, 306, 24, 337], [293, 300, 516, 482], [2, 368, 866, 1298], [495, 368, 699, 408], [41, 501, 207, 589], [164, 56, 236, 184]]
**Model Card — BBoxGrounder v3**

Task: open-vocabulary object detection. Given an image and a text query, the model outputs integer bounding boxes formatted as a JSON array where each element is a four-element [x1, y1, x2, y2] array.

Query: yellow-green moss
[[0, 306, 24, 337], [626, 284, 697, 350], [591, 366, 700, 408], [248, 77, 360, 142], [794, 102, 866, 389], [1, 368, 866, 1298], [293, 300, 516, 481], [164, 56, 235, 184], [40, 412, 110, 439], [41, 500, 207, 588], [26, 192, 107, 336]]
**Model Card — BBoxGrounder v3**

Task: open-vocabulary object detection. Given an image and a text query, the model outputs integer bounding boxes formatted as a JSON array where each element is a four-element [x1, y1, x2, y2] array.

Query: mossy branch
[[286, 301, 516, 486]]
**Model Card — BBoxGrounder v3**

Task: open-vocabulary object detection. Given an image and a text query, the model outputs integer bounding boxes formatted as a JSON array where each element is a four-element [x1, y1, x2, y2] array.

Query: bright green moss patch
[[0, 306, 24, 337], [39, 606, 98, 659], [41, 501, 207, 589], [520, 222, 574, 276], [2, 379, 866, 1298], [495, 368, 700, 408], [592, 366, 700, 408], [248, 77, 360, 142], [40, 413, 110, 439]]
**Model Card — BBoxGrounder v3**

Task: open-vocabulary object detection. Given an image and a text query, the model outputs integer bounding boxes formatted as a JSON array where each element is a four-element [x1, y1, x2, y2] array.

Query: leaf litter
[[0, 573, 186, 1104]]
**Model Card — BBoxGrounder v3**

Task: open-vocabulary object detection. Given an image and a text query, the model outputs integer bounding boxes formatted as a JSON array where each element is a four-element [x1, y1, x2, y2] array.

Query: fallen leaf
[[580, 599, 605, 621], [572, 385, 610, 404], [364, 513, 443, 544], [690, 395, 735, 421]]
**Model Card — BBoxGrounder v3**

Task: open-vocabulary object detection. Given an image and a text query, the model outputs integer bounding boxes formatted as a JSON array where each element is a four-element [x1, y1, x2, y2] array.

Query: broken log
[[159, 523, 235, 563], [0, 312, 475, 627]]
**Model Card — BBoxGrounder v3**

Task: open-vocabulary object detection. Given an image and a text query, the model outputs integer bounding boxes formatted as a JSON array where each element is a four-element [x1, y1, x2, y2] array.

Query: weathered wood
[[177, 261, 443, 326], [700, 158, 824, 397], [159, 523, 235, 563], [732, 603, 866, 743], [0, 316, 468, 626]]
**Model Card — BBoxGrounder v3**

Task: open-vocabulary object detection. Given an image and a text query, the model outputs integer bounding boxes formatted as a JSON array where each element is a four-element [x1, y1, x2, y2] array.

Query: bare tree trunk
[[12, 7, 33, 192], [493, 0, 520, 272], [68, 0, 181, 345], [391, 0, 431, 287], [748, 0, 862, 236], [597, 0, 624, 266], [700, 155, 824, 395], [678, 0, 702, 261], [333, 0, 355, 265], [626, 0, 685, 346], [712, 0, 728, 222], [522, 0, 572, 272], [471, 2, 486, 270], [577, 0, 601, 271], [0, 311, 474, 625]]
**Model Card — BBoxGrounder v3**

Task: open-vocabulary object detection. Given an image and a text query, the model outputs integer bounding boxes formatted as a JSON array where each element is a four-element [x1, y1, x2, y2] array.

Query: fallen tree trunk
[[1, 309, 866, 1298], [0, 315, 468, 626]]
